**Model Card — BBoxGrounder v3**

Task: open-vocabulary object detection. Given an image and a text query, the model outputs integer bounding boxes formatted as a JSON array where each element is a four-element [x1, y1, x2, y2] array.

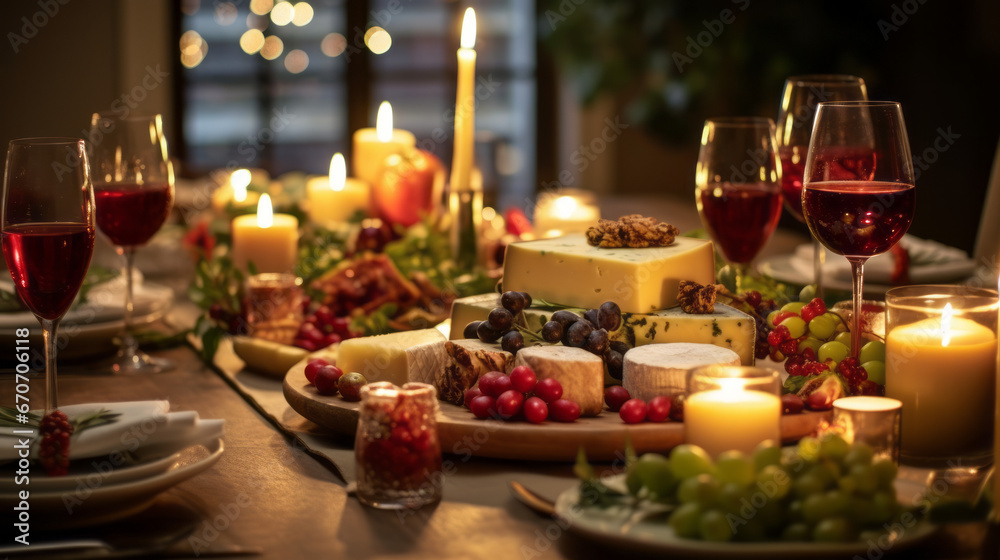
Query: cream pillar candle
[[307, 153, 370, 227], [352, 102, 416, 187], [231, 194, 299, 274], [533, 194, 601, 238], [212, 168, 260, 212], [449, 8, 476, 191], [685, 381, 782, 458]]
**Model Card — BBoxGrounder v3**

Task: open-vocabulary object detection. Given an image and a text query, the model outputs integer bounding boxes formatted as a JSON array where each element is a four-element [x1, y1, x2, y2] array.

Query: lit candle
[[449, 8, 476, 191], [307, 153, 370, 227], [685, 377, 782, 457], [352, 101, 416, 186], [886, 303, 998, 459], [533, 193, 601, 238], [230, 194, 299, 274], [212, 168, 261, 212]]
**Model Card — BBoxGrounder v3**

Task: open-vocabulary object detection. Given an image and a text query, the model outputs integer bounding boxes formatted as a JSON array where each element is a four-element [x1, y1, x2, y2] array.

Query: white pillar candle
[[352, 102, 416, 187], [685, 378, 782, 458], [449, 8, 476, 192], [231, 194, 299, 274], [307, 153, 370, 227]]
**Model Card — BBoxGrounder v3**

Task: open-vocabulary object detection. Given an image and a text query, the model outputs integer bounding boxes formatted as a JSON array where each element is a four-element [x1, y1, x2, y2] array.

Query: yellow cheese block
[[336, 328, 446, 386], [449, 294, 756, 365], [501, 234, 716, 314]]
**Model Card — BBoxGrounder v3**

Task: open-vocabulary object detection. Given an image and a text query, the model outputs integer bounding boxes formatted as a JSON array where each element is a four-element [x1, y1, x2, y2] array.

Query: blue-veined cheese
[[501, 234, 715, 314]]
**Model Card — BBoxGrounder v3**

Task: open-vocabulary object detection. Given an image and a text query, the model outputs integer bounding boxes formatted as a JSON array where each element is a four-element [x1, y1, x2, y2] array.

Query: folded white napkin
[[0, 401, 224, 462], [792, 235, 977, 285]]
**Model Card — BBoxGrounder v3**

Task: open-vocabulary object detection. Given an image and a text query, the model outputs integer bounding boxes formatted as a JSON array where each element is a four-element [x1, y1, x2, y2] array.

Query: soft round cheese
[[623, 343, 741, 401], [513, 346, 605, 416]]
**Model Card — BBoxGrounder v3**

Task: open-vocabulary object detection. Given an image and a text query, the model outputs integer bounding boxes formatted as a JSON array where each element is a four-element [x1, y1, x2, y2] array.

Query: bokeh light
[[260, 35, 284, 60], [249, 0, 273, 15], [291, 2, 314, 26], [284, 49, 309, 73], [240, 29, 266, 54], [213, 1, 237, 25], [180, 30, 207, 68], [270, 1, 294, 25], [364, 27, 391, 55], [321, 33, 346, 57]]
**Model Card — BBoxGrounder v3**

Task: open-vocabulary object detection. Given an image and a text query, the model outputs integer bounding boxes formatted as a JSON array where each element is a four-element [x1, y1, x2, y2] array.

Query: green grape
[[807, 314, 837, 340], [849, 463, 879, 496], [817, 341, 850, 365], [825, 489, 851, 516], [837, 474, 858, 494], [870, 490, 899, 524], [818, 433, 851, 462], [843, 443, 874, 467], [798, 336, 824, 356], [718, 482, 748, 515], [793, 472, 826, 498], [756, 465, 791, 500], [782, 301, 806, 314], [834, 331, 852, 347], [758, 498, 785, 532], [871, 458, 897, 489], [781, 522, 811, 541], [806, 463, 837, 488], [678, 474, 721, 507], [797, 436, 820, 462], [802, 493, 832, 523], [813, 517, 857, 542], [734, 518, 768, 542], [782, 316, 808, 339], [715, 450, 754, 486], [766, 310, 782, 328], [670, 444, 714, 479], [860, 340, 886, 363], [698, 509, 734, 542], [752, 440, 782, 472], [799, 284, 817, 302], [669, 502, 703, 539], [786, 499, 805, 523], [628, 453, 676, 498], [862, 360, 885, 385]]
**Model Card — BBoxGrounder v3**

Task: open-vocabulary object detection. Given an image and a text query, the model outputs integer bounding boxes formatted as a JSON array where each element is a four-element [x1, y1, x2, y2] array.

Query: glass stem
[[848, 257, 867, 359], [40, 318, 60, 412], [812, 238, 825, 301], [122, 247, 138, 363]]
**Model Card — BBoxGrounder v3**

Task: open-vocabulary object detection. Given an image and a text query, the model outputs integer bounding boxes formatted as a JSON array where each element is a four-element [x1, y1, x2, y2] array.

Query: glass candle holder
[[884, 285, 998, 467], [244, 273, 303, 345], [832, 396, 902, 463], [355, 382, 443, 509], [685, 366, 782, 458]]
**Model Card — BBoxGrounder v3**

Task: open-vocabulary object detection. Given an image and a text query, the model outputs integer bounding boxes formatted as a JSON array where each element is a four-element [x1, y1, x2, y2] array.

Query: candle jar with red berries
[[355, 382, 443, 509]]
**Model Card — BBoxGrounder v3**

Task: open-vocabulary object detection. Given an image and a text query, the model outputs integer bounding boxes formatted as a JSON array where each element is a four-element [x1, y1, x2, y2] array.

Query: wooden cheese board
[[283, 360, 831, 461]]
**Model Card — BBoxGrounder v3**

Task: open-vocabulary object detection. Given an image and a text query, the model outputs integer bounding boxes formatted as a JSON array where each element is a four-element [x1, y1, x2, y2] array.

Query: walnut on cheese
[[585, 214, 680, 248]]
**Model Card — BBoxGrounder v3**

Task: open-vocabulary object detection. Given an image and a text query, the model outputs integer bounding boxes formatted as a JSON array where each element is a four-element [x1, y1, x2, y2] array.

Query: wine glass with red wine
[[777, 75, 867, 299], [802, 101, 915, 358], [90, 113, 175, 374], [1, 138, 96, 411], [695, 117, 783, 288]]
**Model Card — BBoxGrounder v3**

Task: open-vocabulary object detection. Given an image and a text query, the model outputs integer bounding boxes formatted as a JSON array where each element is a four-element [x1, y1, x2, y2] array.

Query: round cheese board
[[283, 360, 830, 461]]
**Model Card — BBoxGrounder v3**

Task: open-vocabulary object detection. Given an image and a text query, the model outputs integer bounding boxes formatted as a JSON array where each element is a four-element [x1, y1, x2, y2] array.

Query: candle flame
[[257, 193, 274, 229], [231, 168, 251, 202], [460, 8, 476, 49], [553, 195, 579, 218], [941, 303, 954, 347], [329, 153, 346, 192], [717, 377, 748, 394], [376, 101, 393, 142]]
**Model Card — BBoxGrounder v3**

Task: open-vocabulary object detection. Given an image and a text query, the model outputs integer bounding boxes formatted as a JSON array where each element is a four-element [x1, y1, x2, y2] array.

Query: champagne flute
[[695, 117, 783, 288], [89, 113, 175, 374], [777, 75, 868, 299], [1, 138, 96, 411], [802, 101, 915, 358]]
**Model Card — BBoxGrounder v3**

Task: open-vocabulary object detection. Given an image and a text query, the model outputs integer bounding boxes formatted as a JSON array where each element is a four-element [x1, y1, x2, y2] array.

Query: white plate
[[759, 253, 875, 294], [554, 474, 937, 558], [0, 438, 223, 528], [0, 281, 174, 328], [0, 447, 181, 493]]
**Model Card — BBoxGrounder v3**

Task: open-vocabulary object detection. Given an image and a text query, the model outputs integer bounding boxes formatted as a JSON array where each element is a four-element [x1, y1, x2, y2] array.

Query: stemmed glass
[[802, 101, 915, 357], [695, 117, 783, 287], [89, 113, 175, 374], [777, 75, 868, 299], [1, 138, 96, 411]]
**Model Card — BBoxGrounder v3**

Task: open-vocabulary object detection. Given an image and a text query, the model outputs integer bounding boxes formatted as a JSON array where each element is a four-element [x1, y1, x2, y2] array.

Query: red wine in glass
[[779, 146, 806, 221], [802, 181, 914, 257], [95, 182, 173, 247], [698, 182, 783, 264], [2, 222, 94, 320]]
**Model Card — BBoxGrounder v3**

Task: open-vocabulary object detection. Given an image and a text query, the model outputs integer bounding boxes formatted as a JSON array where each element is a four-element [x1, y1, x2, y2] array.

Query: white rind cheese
[[449, 294, 756, 365], [513, 346, 604, 416], [336, 328, 446, 386], [502, 234, 716, 314], [622, 343, 741, 401], [437, 339, 513, 405]]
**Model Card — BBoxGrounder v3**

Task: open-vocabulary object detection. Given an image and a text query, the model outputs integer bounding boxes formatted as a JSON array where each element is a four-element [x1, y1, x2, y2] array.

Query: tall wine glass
[[1, 138, 96, 411], [90, 113, 175, 374], [802, 101, 915, 358], [777, 75, 868, 299], [695, 117, 783, 287]]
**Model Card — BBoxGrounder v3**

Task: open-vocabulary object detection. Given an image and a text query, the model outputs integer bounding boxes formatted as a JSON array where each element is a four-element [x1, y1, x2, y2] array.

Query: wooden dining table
[[5, 194, 1000, 559]]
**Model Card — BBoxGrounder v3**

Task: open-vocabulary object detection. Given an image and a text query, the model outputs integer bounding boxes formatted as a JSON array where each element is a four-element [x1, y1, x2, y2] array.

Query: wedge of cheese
[[437, 339, 513, 405], [336, 328, 446, 386], [449, 294, 756, 365], [622, 343, 741, 401], [502, 234, 715, 314], [513, 346, 604, 416]]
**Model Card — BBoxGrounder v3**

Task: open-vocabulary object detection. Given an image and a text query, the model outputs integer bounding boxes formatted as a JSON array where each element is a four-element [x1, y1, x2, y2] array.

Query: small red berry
[[604, 386, 630, 412], [646, 396, 671, 422], [523, 396, 548, 424], [510, 365, 537, 393], [304, 358, 331, 385], [314, 365, 343, 395], [549, 399, 581, 422], [496, 389, 525, 419], [619, 398, 648, 424], [463, 387, 483, 409], [470, 395, 498, 419], [533, 378, 563, 403]]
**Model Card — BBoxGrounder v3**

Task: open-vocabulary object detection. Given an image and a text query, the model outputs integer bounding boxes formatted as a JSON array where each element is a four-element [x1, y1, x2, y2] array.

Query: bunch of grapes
[[617, 435, 903, 543], [730, 291, 779, 361], [292, 304, 360, 351], [464, 290, 533, 353], [765, 297, 886, 396], [462, 366, 581, 423]]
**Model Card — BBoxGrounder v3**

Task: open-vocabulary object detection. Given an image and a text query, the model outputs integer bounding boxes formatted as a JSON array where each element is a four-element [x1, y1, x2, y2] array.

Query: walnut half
[[585, 214, 680, 248], [678, 280, 723, 314]]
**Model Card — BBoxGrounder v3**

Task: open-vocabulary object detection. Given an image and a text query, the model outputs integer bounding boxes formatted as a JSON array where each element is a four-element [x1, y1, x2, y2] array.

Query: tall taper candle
[[449, 8, 476, 192]]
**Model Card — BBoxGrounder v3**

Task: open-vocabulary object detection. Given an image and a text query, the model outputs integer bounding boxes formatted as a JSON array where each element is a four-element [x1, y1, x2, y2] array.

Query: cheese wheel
[[622, 343, 741, 401], [514, 346, 604, 416]]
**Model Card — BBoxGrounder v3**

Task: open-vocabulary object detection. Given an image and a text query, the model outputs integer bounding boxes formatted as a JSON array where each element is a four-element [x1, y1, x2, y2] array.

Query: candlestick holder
[[685, 365, 782, 458], [448, 181, 482, 271], [832, 396, 902, 463], [885, 285, 998, 468]]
